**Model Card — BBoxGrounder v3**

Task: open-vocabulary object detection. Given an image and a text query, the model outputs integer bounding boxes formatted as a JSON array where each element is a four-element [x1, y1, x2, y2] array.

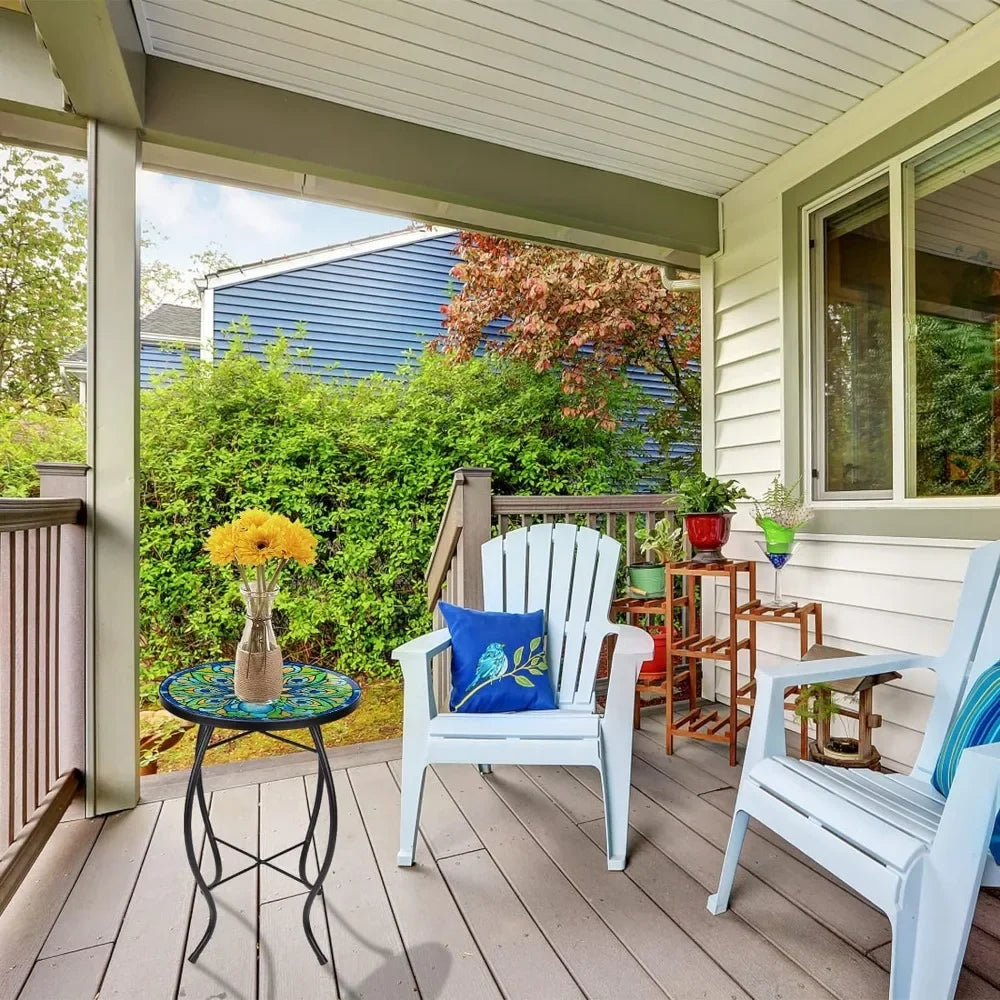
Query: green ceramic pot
[[759, 517, 796, 554], [627, 563, 666, 598]]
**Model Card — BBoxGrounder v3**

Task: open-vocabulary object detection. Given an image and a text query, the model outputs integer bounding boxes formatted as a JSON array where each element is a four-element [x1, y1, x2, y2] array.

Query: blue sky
[[139, 168, 409, 292]]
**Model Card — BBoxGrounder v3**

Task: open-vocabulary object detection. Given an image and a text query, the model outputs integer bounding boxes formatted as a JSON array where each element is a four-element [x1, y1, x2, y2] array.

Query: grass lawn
[[151, 677, 402, 774]]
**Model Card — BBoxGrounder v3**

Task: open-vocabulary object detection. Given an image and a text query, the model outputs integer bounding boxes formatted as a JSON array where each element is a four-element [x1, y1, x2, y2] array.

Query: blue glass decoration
[[756, 539, 797, 608]]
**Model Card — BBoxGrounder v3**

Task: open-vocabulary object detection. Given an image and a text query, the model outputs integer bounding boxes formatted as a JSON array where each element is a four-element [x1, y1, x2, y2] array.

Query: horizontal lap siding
[[140, 343, 192, 389], [710, 188, 979, 770], [212, 231, 678, 461]]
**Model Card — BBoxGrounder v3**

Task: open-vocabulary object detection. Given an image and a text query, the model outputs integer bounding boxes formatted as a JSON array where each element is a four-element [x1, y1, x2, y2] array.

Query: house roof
[[141, 303, 200, 342], [201, 225, 455, 289]]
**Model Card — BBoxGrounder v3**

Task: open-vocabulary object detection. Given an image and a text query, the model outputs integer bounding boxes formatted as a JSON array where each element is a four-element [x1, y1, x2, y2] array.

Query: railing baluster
[[5, 533, 14, 847], [52, 525, 61, 782]]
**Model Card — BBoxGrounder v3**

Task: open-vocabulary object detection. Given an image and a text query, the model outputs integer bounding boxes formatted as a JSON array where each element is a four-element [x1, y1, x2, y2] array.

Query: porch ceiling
[[131, 0, 1000, 198]]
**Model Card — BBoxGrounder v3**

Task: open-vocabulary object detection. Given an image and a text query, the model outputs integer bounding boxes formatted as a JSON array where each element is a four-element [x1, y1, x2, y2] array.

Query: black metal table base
[[182, 721, 338, 964]]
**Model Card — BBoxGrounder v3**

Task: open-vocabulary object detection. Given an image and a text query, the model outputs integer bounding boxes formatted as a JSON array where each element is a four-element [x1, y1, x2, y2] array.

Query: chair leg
[[477, 764, 493, 775], [397, 756, 427, 867], [707, 808, 750, 914], [600, 716, 634, 871]]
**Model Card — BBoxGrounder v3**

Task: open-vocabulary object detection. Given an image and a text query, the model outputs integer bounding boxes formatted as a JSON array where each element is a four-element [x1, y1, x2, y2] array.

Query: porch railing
[[425, 467, 675, 708], [0, 464, 87, 914]]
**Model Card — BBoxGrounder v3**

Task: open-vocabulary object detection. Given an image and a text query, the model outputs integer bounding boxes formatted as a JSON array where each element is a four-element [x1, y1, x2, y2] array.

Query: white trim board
[[201, 225, 457, 290]]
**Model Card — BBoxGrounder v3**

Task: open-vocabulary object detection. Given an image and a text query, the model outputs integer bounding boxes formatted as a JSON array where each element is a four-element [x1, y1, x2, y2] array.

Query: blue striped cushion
[[932, 661, 1000, 864]]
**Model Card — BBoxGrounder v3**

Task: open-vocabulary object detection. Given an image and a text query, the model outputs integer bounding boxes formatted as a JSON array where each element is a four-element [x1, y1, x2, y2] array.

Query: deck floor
[[2, 712, 1000, 1000]]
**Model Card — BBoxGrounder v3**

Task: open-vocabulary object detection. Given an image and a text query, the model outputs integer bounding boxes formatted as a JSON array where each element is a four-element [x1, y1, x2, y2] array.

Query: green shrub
[[0, 402, 86, 496], [139, 336, 643, 703]]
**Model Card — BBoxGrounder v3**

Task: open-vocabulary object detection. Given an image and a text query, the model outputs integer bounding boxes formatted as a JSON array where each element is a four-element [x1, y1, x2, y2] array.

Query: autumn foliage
[[438, 231, 701, 458]]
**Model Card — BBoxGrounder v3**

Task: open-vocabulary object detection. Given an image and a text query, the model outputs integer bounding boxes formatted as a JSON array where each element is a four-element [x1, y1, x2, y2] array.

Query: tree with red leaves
[[438, 232, 700, 467]]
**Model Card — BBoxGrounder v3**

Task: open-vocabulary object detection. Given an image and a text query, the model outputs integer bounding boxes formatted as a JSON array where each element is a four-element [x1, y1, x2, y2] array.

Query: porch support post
[[86, 121, 140, 815]]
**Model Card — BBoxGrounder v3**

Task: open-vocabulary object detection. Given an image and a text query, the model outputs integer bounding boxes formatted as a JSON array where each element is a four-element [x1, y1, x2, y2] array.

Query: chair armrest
[[743, 652, 930, 771], [604, 624, 653, 719], [610, 624, 654, 663], [755, 652, 930, 686], [392, 628, 452, 665]]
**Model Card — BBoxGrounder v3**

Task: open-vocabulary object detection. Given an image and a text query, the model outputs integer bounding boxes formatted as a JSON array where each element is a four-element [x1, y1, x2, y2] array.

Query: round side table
[[159, 660, 362, 965]]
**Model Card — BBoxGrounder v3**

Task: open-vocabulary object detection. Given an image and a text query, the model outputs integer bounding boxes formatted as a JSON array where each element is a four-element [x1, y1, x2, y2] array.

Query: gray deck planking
[[4, 715, 999, 1000]]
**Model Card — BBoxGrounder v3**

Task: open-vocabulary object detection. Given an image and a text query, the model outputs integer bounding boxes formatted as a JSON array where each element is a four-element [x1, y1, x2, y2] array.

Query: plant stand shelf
[[666, 559, 756, 766], [734, 600, 823, 760]]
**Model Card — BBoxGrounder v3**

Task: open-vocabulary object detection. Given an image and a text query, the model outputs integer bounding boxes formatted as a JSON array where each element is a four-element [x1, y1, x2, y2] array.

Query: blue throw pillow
[[932, 660, 1000, 864], [439, 602, 556, 714]]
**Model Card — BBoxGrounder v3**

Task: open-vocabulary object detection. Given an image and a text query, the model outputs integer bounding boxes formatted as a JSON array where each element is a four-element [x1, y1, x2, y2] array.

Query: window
[[810, 115, 1000, 501]]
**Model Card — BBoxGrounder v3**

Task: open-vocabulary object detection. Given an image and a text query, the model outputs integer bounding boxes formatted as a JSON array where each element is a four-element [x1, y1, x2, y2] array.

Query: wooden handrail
[[492, 494, 676, 514], [0, 498, 84, 532], [424, 475, 464, 597]]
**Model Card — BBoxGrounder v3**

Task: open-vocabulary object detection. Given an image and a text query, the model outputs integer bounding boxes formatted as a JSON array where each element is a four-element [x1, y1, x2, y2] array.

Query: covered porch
[[4, 2, 1000, 998], [5, 718, 1000, 1000]]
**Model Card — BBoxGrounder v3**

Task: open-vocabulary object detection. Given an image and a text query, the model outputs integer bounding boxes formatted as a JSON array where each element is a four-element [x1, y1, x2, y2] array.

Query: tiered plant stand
[[665, 559, 755, 766], [611, 580, 698, 728], [734, 600, 823, 759]]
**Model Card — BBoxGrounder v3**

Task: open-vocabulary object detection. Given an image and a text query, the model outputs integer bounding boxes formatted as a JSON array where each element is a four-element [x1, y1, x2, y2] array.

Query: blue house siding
[[140, 343, 194, 388], [212, 230, 685, 462]]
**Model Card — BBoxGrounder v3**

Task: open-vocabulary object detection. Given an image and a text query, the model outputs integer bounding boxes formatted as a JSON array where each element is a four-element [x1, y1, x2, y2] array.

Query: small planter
[[639, 625, 669, 676], [628, 563, 666, 598], [683, 512, 734, 563], [759, 517, 796, 554]]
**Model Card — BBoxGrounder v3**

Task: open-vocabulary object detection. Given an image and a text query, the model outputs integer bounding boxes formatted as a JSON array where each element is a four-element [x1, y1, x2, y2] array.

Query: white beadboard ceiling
[[132, 0, 1000, 197]]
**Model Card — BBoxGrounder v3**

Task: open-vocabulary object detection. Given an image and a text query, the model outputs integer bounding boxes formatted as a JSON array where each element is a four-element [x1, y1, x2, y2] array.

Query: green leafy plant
[[753, 477, 811, 529], [0, 401, 86, 495], [634, 516, 685, 564], [138, 331, 644, 703], [793, 683, 840, 725], [668, 470, 748, 514]]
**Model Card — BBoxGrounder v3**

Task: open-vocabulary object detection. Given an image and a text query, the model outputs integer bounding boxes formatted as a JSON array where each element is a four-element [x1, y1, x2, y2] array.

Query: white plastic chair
[[394, 522, 652, 871], [708, 539, 1000, 1000]]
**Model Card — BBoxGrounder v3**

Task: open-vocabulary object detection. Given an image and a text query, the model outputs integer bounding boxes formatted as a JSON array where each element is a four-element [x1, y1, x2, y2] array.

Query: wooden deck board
[[39, 802, 159, 959], [3, 738, 998, 1000]]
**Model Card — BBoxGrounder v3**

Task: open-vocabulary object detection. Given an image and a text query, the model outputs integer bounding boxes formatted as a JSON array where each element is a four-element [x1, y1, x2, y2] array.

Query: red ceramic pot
[[639, 626, 668, 676], [683, 512, 735, 563]]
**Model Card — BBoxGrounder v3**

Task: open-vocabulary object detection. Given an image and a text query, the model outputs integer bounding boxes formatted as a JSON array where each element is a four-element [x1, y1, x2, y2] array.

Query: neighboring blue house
[[61, 302, 200, 405], [201, 226, 685, 460], [63, 227, 686, 461]]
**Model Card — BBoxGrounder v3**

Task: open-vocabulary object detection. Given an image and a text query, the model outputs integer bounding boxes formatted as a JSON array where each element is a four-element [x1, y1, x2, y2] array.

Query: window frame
[[802, 103, 1000, 510]]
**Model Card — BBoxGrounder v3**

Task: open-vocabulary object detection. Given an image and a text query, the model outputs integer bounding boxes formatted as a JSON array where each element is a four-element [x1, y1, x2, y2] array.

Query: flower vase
[[756, 538, 797, 609], [234, 583, 283, 703]]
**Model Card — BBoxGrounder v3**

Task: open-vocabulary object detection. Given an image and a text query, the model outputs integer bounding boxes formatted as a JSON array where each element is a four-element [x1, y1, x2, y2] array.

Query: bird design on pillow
[[467, 641, 509, 693]]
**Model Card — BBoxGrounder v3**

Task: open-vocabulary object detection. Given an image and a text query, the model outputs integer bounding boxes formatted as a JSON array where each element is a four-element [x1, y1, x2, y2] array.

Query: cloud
[[140, 170, 199, 235], [215, 185, 300, 242]]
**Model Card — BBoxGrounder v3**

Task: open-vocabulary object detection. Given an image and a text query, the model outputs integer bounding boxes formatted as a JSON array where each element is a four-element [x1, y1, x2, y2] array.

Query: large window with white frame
[[809, 112, 1000, 502]]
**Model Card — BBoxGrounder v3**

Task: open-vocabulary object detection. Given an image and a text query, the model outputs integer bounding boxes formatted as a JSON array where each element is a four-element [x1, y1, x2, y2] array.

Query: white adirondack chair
[[708, 539, 1000, 1000], [394, 522, 653, 871]]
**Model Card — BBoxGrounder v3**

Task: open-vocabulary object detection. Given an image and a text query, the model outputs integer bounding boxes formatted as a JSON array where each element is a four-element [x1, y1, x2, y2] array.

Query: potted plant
[[753, 477, 811, 554], [630, 516, 685, 597], [668, 470, 749, 563]]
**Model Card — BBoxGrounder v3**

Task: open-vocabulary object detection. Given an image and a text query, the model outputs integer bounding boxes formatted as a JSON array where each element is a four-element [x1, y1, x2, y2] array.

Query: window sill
[[807, 504, 1000, 541]]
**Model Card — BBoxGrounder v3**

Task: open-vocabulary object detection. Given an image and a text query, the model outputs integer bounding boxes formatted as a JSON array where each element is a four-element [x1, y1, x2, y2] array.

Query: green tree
[[0, 147, 86, 411]]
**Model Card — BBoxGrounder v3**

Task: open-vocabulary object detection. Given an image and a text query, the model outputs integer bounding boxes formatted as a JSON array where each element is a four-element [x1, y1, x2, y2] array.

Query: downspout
[[660, 264, 700, 293]]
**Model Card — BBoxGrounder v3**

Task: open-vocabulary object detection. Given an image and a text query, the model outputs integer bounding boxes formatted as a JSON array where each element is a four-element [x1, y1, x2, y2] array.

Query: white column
[[86, 121, 140, 815]]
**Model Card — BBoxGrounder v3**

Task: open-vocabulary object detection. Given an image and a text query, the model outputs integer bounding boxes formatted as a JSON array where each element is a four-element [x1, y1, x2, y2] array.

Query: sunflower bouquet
[[205, 510, 318, 702]]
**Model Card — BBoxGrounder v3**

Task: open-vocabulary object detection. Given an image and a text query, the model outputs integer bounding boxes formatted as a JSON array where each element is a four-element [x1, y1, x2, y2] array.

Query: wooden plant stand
[[665, 560, 755, 766], [611, 584, 698, 728], [734, 600, 823, 759]]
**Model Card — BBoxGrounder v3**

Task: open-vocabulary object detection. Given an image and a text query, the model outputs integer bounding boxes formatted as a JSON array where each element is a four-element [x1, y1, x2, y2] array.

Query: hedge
[[138, 337, 644, 703]]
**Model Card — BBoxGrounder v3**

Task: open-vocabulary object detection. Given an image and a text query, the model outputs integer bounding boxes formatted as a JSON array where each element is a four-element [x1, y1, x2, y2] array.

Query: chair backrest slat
[[912, 539, 1000, 779], [544, 524, 578, 687], [480, 523, 620, 707]]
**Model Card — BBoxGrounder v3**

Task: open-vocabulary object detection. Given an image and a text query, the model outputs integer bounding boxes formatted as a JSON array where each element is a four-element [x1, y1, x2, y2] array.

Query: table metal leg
[[185, 723, 218, 963], [196, 758, 222, 886], [302, 723, 338, 964]]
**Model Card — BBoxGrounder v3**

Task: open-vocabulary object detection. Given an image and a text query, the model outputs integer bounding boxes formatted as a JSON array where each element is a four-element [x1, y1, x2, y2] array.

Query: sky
[[139, 169, 410, 293]]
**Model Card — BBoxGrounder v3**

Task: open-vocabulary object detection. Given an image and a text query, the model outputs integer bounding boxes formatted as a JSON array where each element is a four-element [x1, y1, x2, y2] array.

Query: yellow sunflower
[[234, 522, 284, 567], [280, 519, 318, 566], [205, 523, 240, 565], [237, 508, 271, 528]]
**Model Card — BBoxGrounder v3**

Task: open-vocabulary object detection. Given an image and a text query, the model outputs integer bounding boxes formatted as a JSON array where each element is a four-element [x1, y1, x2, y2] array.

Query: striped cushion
[[932, 661, 1000, 864]]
